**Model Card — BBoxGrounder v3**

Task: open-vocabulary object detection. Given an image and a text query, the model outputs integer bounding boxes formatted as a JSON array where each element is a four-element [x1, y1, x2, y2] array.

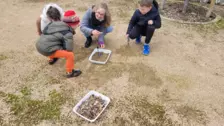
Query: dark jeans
[[129, 25, 155, 44]]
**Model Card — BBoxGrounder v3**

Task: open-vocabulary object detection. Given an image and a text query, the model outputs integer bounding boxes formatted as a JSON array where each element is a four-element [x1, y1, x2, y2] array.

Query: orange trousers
[[49, 50, 74, 73]]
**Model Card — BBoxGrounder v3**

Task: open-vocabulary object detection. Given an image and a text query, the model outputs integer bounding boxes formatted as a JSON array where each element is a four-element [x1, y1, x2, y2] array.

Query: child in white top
[[36, 3, 64, 35]]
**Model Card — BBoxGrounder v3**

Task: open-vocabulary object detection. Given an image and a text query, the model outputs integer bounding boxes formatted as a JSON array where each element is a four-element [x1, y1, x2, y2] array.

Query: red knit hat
[[63, 10, 80, 27]]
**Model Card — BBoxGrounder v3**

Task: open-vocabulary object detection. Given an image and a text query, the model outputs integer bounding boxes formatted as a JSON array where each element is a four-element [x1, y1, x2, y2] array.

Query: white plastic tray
[[73, 90, 110, 122], [88, 48, 112, 64]]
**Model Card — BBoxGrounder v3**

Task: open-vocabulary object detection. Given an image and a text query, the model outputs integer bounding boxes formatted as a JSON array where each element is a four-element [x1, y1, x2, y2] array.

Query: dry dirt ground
[[0, 0, 224, 126]]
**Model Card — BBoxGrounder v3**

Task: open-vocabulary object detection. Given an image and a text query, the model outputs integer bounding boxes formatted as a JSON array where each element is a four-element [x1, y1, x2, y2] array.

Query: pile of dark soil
[[160, 2, 216, 22]]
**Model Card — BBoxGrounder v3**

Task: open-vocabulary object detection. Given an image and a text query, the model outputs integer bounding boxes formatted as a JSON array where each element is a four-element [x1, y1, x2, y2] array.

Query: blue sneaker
[[143, 44, 150, 55], [136, 36, 141, 44]]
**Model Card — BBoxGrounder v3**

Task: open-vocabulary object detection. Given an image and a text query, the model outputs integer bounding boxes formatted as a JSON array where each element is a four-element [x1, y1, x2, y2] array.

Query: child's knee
[[129, 34, 135, 39], [129, 32, 138, 39], [67, 52, 74, 59], [106, 26, 113, 33], [147, 25, 155, 31]]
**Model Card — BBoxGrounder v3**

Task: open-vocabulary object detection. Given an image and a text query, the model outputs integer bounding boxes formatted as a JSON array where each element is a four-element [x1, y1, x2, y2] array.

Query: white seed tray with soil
[[89, 48, 112, 64], [73, 90, 110, 122]]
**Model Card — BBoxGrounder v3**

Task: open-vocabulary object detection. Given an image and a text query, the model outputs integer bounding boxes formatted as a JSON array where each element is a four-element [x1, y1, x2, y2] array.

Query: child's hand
[[148, 20, 153, 25], [92, 30, 102, 37], [98, 41, 105, 48], [100, 43, 105, 48]]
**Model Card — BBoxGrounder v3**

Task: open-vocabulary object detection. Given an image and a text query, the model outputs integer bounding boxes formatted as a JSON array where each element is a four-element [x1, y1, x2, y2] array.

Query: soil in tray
[[77, 95, 105, 120], [92, 52, 109, 62]]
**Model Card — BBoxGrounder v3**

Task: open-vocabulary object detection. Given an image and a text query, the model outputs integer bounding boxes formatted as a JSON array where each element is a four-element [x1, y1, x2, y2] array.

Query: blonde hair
[[93, 2, 111, 27]]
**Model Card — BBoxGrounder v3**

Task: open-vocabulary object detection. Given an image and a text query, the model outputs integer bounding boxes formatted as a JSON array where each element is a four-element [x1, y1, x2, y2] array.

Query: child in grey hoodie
[[36, 7, 81, 78]]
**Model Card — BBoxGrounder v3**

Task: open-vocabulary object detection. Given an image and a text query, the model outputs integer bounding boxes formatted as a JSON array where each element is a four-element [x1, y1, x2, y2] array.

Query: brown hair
[[47, 6, 61, 21], [138, 0, 153, 7], [93, 2, 111, 27]]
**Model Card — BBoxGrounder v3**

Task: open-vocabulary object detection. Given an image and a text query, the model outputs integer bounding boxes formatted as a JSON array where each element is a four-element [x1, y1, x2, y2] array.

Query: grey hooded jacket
[[80, 7, 108, 36], [36, 21, 74, 56], [80, 8, 94, 36]]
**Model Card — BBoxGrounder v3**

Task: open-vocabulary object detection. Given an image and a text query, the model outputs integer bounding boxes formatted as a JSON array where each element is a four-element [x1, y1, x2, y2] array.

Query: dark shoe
[[48, 58, 58, 65], [136, 35, 142, 44], [85, 36, 92, 48], [66, 69, 82, 78]]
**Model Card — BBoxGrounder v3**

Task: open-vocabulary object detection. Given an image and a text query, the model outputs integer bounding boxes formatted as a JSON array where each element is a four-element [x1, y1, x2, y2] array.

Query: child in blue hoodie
[[126, 0, 161, 55]]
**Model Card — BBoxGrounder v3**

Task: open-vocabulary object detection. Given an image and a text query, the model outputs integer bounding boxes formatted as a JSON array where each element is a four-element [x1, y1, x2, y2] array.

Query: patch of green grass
[[0, 91, 6, 97], [4, 88, 65, 125], [112, 96, 174, 125], [130, 98, 172, 125], [20, 86, 31, 96], [215, 18, 224, 29], [193, 18, 224, 34], [176, 105, 207, 125], [0, 54, 8, 61]]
